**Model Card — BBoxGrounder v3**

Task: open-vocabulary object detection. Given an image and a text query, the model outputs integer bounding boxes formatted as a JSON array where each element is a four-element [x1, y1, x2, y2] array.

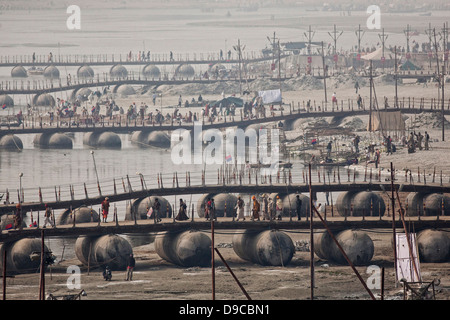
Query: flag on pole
[[311, 139, 317, 145], [226, 155, 232, 163], [1, 104, 7, 110]]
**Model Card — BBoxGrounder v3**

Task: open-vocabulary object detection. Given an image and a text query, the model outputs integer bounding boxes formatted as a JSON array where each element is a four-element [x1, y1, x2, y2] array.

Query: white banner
[[396, 233, 421, 283], [258, 89, 282, 104], [99, 105, 108, 116]]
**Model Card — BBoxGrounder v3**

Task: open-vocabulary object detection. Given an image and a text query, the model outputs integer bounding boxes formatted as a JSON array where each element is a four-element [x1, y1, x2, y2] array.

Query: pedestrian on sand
[[126, 254, 135, 281]]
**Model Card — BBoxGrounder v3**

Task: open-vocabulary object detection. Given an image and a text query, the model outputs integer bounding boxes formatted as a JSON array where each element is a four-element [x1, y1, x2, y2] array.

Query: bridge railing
[[2, 92, 450, 135], [0, 50, 265, 66], [0, 69, 267, 93], [2, 161, 449, 210]]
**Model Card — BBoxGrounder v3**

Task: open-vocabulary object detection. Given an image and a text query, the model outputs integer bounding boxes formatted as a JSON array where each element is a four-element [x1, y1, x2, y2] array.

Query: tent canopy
[[400, 60, 421, 70], [361, 47, 392, 61], [210, 96, 244, 108], [367, 111, 405, 132]]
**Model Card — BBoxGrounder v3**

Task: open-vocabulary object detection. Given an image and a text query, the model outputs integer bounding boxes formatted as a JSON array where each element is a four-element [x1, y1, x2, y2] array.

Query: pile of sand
[[283, 74, 324, 91], [373, 74, 397, 86], [327, 73, 367, 89], [339, 117, 365, 131], [406, 112, 450, 130]]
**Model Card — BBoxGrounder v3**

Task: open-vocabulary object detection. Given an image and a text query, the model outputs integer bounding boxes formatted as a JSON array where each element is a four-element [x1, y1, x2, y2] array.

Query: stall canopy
[[361, 48, 386, 61], [400, 60, 421, 70], [367, 111, 405, 132], [210, 96, 244, 108]]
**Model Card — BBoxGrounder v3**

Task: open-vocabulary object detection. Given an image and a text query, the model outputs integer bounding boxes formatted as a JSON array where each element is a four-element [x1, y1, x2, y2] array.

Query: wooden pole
[[308, 163, 314, 300], [211, 218, 215, 300], [214, 248, 251, 300], [2, 249, 6, 300], [312, 205, 377, 300], [39, 229, 45, 300], [369, 60, 373, 131], [390, 162, 398, 286], [321, 41, 327, 104], [394, 46, 398, 108]]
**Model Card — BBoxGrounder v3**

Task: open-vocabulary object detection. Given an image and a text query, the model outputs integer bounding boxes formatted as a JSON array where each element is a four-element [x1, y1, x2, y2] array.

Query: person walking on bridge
[[268, 197, 276, 220], [153, 198, 162, 222], [235, 196, 245, 221], [209, 198, 217, 221], [176, 198, 189, 221], [251, 196, 260, 221], [43, 204, 54, 228], [14, 203, 23, 230], [101, 197, 110, 223], [276, 196, 283, 220], [296, 195, 302, 220]]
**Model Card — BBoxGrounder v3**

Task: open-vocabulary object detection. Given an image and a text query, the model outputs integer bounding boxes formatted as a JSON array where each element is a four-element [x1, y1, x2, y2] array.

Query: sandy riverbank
[[2, 227, 449, 301]]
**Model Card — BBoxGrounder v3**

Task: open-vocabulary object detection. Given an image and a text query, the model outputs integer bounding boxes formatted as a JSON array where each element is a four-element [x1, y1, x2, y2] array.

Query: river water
[[0, 4, 447, 261]]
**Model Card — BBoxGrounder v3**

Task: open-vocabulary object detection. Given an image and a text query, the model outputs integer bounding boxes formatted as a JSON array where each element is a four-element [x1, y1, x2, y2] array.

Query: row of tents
[[360, 47, 422, 70]]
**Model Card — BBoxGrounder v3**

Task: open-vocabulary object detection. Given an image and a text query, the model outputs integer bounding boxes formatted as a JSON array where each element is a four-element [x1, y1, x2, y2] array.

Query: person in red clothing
[[101, 197, 110, 222]]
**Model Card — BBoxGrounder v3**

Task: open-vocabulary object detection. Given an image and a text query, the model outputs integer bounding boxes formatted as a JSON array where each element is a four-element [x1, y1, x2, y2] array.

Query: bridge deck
[[0, 72, 441, 96], [1, 216, 449, 243], [1, 107, 450, 137]]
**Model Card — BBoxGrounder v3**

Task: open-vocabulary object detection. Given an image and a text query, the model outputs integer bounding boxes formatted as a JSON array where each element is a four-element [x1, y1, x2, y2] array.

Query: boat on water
[[27, 66, 44, 76]]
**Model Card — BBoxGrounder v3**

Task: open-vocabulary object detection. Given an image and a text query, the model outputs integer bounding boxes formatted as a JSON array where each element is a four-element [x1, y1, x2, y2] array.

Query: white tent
[[361, 47, 390, 61]]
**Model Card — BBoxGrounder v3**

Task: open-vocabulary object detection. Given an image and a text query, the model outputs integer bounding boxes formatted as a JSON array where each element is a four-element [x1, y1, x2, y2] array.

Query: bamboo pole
[[391, 162, 398, 286], [214, 248, 251, 300], [39, 229, 45, 300], [2, 249, 6, 300], [211, 218, 215, 300], [308, 163, 314, 300]]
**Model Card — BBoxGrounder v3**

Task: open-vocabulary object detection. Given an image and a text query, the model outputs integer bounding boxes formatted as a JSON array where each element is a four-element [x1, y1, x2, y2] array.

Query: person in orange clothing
[[251, 196, 260, 221], [101, 197, 110, 222]]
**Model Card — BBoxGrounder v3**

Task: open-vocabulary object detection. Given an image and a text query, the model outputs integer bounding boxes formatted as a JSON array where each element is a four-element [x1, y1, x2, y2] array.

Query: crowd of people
[[200, 193, 306, 222]]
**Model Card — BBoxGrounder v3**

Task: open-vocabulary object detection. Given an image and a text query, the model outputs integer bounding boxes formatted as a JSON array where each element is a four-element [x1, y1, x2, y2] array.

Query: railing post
[[72, 206, 75, 227]]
